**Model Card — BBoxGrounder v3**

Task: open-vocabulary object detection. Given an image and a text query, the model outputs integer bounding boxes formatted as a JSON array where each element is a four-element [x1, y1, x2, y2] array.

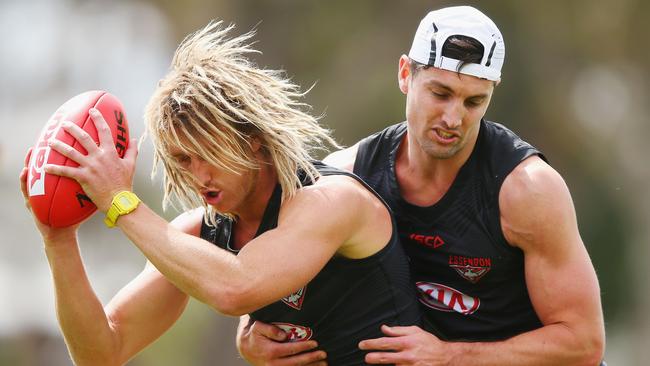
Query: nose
[[441, 100, 464, 129], [189, 156, 212, 186]]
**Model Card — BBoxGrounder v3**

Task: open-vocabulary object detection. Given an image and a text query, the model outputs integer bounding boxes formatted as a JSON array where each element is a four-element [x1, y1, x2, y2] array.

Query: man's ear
[[398, 55, 411, 95]]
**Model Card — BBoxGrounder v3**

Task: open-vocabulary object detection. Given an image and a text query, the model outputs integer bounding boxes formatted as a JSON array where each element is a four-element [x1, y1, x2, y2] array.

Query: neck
[[236, 163, 278, 224], [395, 130, 478, 206], [404, 133, 475, 180]]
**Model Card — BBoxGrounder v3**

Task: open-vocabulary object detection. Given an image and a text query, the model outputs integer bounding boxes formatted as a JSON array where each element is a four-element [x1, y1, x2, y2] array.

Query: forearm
[[116, 204, 250, 314], [447, 323, 604, 366], [44, 237, 120, 365]]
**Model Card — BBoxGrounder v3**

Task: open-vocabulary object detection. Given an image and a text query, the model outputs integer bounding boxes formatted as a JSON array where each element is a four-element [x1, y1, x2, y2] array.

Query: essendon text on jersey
[[448, 255, 491, 267], [409, 233, 445, 249], [271, 322, 313, 342], [416, 281, 480, 315]]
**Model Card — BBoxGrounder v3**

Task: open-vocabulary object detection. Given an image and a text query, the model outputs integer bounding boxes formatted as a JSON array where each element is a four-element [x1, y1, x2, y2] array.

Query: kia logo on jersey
[[282, 286, 306, 310], [272, 322, 313, 342], [416, 281, 480, 315]]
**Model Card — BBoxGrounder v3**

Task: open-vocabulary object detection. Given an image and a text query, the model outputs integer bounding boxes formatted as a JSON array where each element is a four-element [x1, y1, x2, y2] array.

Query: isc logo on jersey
[[416, 281, 480, 315], [272, 322, 313, 342]]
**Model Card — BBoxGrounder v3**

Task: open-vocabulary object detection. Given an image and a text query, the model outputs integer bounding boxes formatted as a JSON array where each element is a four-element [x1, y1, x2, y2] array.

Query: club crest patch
[[282, 286, 306, 310], [448, 255, 492, 283], [272, 322, 313, 342], [450, 265, 490, 283]]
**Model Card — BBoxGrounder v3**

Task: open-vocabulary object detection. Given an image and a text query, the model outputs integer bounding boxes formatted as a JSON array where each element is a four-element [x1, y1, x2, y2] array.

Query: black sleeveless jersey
[[200, 162, 421, 365], [353, 120, 545, 341]]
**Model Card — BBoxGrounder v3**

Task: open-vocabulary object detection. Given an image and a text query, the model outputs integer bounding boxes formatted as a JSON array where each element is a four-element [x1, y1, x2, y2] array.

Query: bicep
[[232, 183, 363, 312], [501, 160, 603, 332]]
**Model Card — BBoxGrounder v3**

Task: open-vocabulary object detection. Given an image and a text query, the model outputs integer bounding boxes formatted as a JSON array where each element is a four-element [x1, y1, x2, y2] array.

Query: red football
[[27, 91, 130, 227]]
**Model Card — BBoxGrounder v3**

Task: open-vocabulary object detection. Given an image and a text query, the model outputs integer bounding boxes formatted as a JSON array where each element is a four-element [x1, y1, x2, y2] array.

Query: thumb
[[251, 321, 288, 342], [24, 147, 33, 167]]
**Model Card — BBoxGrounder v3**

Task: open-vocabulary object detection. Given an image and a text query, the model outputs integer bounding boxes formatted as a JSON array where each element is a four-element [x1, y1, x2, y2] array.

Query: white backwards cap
[[408, 6, 505, 81]]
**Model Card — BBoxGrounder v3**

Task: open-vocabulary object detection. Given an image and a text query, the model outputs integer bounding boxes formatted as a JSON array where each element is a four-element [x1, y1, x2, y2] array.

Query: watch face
[[115, 192, 139, 211], [118, 195, 133, 207]]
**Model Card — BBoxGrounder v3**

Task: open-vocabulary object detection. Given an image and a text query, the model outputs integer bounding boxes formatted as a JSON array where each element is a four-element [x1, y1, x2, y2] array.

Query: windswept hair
[[144, 21, 339, 221]]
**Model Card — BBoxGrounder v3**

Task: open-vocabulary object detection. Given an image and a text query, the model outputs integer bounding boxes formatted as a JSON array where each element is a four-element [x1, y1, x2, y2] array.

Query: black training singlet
[[353, 120, 545, 341], [200, 162, 421, 365]]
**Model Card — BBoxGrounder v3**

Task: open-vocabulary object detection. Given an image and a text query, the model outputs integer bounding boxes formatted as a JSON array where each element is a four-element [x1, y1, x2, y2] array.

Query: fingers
[[24, 147, 33, 167], [272, 349, 327, 366], [251, 321, 289, 342], [48, 139, 86, 165], [61, 120, 98, 154], [358, 336, 403, 351], [379, 324, 418, 337], [124, 138, 138, 165], [19, 166, 30, 203], [44, 163, 78, 180], [89, 108, 116, 148], [364, 352, 404, 365], [277, 340, 321, 358]]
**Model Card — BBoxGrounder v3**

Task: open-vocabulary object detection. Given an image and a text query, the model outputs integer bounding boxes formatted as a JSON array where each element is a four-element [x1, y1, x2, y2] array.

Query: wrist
[[42, 228, 78, 245], [99, 188, 132, 212], [445, 340, 475, 366], [42, 229, 78, 250]]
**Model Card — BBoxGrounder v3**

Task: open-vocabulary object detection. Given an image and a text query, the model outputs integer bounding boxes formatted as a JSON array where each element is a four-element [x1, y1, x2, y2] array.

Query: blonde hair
[[144, 21, 339, 221]]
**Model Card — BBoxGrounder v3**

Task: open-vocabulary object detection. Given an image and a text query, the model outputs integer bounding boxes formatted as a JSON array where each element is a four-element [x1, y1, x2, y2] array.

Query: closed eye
[[465, 97, 486, 108], [173, 154, 191, 167]]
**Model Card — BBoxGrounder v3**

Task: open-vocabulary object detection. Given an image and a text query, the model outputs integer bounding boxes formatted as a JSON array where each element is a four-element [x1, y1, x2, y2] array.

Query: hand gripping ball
[[26, 91, 130, 227]]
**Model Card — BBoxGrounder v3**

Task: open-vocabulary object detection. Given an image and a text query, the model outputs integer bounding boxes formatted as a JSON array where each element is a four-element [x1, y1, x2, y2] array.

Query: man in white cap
[[238, 6, 606, 365]]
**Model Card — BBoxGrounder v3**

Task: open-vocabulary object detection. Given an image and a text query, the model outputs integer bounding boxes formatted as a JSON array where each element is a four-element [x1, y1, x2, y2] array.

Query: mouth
[[432, 128, 459, 143], [201, 189, 222, 205]]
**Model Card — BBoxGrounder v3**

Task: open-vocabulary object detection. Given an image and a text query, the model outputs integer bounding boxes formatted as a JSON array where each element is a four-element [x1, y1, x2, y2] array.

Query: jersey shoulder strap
[[353, 122, 406, 179]]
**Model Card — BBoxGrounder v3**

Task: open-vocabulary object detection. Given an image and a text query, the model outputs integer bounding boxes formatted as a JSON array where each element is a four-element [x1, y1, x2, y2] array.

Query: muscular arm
[[43, 213, 194, 366], [44, 110, 389, 318], [444, 156, 605, 365], [360, 156, 605, 366], [115, 175, 390, 316]]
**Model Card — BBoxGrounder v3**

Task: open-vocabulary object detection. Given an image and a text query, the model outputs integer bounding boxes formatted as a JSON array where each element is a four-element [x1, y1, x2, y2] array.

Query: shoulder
[[280, 173, 391, 257], [323, 122, 407, 172], [323, 143, 359, 172], [296, 173, 380, 210], [169, 207, 205, 237], [499, 156, 575, 250], [282, 173, 388, 231]]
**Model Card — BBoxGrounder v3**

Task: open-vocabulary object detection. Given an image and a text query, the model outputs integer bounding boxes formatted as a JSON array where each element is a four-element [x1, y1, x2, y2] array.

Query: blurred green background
[[1, 0, 647, 364]]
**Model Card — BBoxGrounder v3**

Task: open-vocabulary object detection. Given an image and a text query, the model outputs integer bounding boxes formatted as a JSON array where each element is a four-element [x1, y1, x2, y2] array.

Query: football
[[27, 91, 130, 227]]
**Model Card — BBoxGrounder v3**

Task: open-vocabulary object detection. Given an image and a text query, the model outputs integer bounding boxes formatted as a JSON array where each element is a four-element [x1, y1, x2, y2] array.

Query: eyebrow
[[425, 80, 490, 100]]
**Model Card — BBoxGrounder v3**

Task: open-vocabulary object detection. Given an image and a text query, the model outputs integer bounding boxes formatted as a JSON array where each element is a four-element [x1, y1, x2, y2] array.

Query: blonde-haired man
[[20, 22, 420, 365]]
